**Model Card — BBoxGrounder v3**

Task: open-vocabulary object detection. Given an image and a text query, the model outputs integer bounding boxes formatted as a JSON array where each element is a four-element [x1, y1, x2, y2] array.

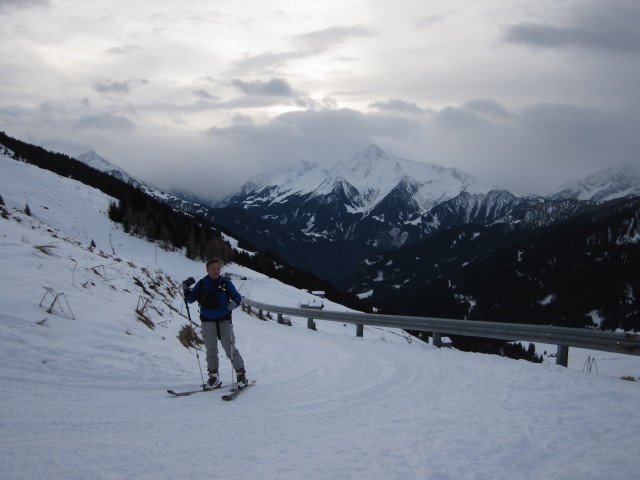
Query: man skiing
[[182, 258, 248, 388]]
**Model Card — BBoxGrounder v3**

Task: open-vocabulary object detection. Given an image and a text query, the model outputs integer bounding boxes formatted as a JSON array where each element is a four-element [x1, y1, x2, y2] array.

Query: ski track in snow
[[2, 154, 640, 479], [3, 319, 639, 480]]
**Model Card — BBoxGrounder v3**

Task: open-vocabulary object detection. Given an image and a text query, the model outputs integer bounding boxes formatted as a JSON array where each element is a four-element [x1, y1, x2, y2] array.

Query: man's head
[[206, 258, 222, 279]]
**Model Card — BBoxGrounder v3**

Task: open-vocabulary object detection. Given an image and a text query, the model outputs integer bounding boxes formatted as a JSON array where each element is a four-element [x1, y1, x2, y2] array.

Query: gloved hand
[[228, 300, 239, 311], [181, 277, 195, 297]]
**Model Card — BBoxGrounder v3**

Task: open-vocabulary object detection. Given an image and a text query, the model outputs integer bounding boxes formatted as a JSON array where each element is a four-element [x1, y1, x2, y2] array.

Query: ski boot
[[207, 369, 221, 388], [236, 369, 248, 389]]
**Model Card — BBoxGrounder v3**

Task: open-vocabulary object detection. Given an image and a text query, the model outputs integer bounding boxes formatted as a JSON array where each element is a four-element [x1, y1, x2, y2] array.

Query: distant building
[[300, 298, 324, 310]]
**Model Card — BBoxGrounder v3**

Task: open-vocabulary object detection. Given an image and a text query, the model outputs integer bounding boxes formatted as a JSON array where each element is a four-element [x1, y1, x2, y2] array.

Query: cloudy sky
[[1, 0, 640, 200]]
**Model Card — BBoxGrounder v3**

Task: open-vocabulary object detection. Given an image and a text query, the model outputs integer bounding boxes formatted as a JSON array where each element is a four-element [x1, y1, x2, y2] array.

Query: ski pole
[[230, 318, 236, 385], [183, 289, 206, 389]]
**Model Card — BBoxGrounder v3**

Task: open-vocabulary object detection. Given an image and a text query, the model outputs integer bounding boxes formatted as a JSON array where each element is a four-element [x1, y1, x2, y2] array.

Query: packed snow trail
[[2, 308, 640, 480]]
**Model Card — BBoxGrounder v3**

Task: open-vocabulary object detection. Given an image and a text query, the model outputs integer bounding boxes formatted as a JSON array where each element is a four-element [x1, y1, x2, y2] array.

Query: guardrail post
[[307, 318, 316, 331], [556, 345, 569, 367], [356, 324, 363, 337], [433, 332, 442, 348]]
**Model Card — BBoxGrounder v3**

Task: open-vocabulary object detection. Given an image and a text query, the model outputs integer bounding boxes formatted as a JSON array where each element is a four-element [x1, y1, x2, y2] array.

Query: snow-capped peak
[[76, 151, 144, 188], [329, 144, 490, 212], [76, 150, 118, 172], [226, 144, 492, 210], [549, 162, 640, 202]]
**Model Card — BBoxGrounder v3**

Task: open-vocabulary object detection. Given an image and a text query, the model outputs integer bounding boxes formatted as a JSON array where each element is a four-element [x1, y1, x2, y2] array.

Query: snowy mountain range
[[74, 150, 207, 212], [72, 145, 640, 251], [213, 145, 640, 263], [223, 145, 488, 214], [218, 145, 543, 249], [548, 163, 640, 202], [76, 143, 640, 213], [75, 150, 146, 189], [69, 143, 640, 285]]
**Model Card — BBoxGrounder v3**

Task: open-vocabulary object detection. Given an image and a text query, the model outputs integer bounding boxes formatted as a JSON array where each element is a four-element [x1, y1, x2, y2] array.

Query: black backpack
[[197, 279, 228, 309]]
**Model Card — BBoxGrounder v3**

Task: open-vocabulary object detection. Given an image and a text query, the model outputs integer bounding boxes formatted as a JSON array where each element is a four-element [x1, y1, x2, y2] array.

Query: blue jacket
[[186, 275, 242, 321]]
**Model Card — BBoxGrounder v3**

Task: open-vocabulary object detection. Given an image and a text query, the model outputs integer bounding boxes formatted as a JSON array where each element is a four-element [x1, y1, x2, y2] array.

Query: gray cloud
[[203, 108, 416, 175], [224, 79, 336, 112], [105, 45, 144, 55], [503, 0, 640, 53], [0, 105, 32, 127], [230, 113, 255, 125], [94, 79, 149, 96], [415, 14, 446, 29], [369, 99, 430, 115], [3, 101, 81, 130], [140, 95, 285, 114], [217, 96, 293, 110], [433, 107, 488, 129], [73, 113, 136, 131], [233, 26, 372, 74], [519, 102, 640, 162], [0, 0, 49, 11], [192, 89, 217, 100], [520, 103, 601, 131], [233, 51, 305, 71], [207, 108, 368, 143], [231, 78, 294, 96], [291, 25, 373, 51], [293, 95, 338, 111], [94, 81, 131, 95], [463, 99, 511, 119]]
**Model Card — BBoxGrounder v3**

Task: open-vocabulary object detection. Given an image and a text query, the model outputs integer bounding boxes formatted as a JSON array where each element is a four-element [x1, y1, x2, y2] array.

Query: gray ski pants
[[201, 319, 245, 372]]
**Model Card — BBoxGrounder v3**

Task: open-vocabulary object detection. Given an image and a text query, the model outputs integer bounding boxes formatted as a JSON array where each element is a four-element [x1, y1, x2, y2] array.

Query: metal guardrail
[[242, 298, 640, 367]]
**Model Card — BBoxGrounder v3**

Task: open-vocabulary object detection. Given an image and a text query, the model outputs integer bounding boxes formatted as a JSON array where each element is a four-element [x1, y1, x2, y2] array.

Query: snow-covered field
[[1, 154, 639, 480]]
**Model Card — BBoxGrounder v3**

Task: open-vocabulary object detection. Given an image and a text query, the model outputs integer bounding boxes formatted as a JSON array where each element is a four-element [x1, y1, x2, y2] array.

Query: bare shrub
[[178, 325, 203, 349], [34, 243, 59, 256]]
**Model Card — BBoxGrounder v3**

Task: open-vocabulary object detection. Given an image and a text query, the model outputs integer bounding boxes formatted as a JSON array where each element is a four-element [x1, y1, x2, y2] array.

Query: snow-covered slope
[[1, 153, 640, 480], [549, 163, 640, 202]]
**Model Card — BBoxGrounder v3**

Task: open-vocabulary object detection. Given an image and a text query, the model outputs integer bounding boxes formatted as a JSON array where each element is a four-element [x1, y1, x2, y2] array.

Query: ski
[[167, 383, 234, 397], [222, 380, 256, 401]]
